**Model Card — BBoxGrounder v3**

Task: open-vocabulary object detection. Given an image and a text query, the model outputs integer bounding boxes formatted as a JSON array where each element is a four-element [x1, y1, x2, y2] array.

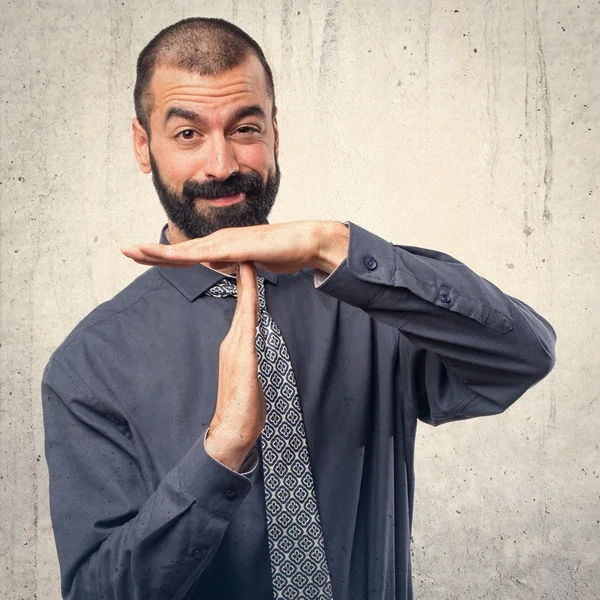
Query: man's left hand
[[121, 220, 350, 275]]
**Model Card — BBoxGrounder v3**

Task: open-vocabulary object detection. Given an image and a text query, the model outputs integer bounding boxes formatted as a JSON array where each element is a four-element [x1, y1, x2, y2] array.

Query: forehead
[[149, 55, 270, 120]]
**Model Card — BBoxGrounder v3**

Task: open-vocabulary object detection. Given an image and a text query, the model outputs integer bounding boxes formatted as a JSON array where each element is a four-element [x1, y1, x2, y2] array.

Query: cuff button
[[364, 257, 377, 270], [191, 548, 205, 560], [440, 293, 451, 304]]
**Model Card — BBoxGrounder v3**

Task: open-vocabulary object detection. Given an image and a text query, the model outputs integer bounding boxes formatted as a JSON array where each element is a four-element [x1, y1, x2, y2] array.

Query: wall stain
[[318, 0, 341, 92], [104, 0, 133, 299], [306, 9, 315, 83], [280, 0, 294, 93], [343, 3, 404, 83], [258, 0, 267, 44]]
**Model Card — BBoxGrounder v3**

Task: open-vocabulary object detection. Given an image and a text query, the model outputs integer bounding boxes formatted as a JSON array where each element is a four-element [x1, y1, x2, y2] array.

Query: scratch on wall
[[522, 4, 533, 248], [534, 0, 553, 223], [537, 410, 551, 544], [258, 0, 267, 44], [484, 0, 500, 196], [524, 69, 530, 167], [422, 0, 432, 135], [549, 393, 556, 425], [523, 0, 553, 229]]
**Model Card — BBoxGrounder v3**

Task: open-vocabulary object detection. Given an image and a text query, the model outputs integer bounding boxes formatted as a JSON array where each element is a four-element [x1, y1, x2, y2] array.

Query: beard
[[149, 151, 281, 239]]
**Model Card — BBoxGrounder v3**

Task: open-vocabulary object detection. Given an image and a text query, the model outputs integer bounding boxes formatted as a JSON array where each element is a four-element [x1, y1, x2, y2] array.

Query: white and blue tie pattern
[[206, 276, 334, 599]]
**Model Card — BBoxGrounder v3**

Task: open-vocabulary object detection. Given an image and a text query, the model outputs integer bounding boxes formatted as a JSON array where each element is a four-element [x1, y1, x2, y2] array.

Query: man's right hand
[[205, 261, 266, 472]]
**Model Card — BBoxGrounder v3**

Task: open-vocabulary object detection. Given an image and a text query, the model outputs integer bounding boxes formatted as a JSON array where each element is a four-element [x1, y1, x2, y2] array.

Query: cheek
[[235, 143, 274, 175], [159, 147, 199, 184]]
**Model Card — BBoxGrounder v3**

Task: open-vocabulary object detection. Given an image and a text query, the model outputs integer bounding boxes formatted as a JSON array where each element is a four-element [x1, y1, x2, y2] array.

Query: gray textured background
[[1, 1, 598, 598]]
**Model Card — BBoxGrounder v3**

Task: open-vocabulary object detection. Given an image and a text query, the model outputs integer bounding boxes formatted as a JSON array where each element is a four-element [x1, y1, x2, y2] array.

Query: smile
[[201, 193, 246, 206]]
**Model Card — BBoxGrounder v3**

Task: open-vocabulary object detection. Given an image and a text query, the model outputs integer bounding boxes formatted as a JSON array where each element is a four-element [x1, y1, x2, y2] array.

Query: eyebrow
[[231, 105, 266, 123], [164, 104, 267, 128], [164, 106, 205, 127]]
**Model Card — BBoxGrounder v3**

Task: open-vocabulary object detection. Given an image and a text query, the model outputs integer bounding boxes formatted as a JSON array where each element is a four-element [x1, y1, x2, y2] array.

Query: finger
[[122, 246, 236, 270], [121, 246, 150, 260], [121, 246, 173, 263], [122, 242, 212, 265], [121, 251, 192, 268], [121, 246, 204, 267]]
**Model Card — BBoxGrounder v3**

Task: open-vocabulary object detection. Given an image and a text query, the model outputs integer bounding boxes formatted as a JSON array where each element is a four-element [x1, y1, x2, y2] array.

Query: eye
[[235, 126, 260, 135], [176, 129, 197, 141]]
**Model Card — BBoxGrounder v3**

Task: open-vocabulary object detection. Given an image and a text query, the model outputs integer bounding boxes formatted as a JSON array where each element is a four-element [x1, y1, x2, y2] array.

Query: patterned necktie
[[206, 275, 334, 600]]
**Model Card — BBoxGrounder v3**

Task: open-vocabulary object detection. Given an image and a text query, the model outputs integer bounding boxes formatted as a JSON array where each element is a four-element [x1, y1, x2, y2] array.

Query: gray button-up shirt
[[41, 221, 556, 600]]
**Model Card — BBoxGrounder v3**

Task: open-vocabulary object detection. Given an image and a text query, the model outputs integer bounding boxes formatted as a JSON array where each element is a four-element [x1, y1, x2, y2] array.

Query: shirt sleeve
[[315, 221, 557, 425], [42, 357, 255, 600]]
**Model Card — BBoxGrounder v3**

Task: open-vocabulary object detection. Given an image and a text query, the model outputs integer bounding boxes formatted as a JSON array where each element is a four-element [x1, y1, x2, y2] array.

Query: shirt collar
[[155, 224, 279, 302]]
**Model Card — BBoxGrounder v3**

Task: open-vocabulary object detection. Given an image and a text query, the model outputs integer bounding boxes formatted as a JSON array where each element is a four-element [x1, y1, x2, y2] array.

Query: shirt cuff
[[176, 430, 252, 517], [314, 221, 350, 288], [203, 428, 260, 478], [314, 259, 347, 287], [314, 221, 396, 305]]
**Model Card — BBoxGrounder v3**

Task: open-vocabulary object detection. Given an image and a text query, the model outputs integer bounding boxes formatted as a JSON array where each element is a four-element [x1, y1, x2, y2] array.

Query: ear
[[132, 118, 152, 174], [272, 107, 279, 159]]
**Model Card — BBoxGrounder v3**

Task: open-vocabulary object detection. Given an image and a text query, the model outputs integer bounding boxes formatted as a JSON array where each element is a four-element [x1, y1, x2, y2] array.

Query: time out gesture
[[121, 220, 349, 276], [121, 220, 349, 470]]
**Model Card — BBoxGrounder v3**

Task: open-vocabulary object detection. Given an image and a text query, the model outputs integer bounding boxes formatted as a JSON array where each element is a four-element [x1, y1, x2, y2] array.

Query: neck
[[166, 222, 188, 245], [166, 221, 238, 276]]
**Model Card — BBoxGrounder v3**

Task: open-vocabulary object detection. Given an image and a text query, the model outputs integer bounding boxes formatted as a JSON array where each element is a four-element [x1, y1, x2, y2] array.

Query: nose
[[202, 134, 240, 181]]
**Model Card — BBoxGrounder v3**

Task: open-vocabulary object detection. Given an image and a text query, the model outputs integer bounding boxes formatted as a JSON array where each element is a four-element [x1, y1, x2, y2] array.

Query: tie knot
[[206, 277, 238, 298], [206, 275, 267, 309]]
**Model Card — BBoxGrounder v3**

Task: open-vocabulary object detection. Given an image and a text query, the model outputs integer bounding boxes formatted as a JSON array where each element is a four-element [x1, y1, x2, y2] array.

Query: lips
[[201, 192, 246, 206]]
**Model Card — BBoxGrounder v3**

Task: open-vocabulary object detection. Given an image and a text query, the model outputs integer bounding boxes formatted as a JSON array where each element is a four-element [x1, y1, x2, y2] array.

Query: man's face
[[132, 54, 280, 239]]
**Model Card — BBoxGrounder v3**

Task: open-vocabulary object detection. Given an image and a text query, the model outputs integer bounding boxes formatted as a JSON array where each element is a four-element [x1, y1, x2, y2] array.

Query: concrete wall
[[1, 0, 597, 598]]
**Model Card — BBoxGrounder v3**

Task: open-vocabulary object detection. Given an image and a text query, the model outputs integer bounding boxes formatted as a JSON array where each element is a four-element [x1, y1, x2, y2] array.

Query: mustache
[[182, 172, 265, 202]]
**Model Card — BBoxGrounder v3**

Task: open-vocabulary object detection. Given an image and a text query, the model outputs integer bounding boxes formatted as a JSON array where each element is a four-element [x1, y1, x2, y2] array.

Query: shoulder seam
[[54, 276, 167, 361]]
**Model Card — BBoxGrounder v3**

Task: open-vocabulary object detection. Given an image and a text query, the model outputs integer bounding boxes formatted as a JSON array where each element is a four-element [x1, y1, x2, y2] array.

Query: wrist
[[313, 221, 349, 274], [205, 425, 257, 472]]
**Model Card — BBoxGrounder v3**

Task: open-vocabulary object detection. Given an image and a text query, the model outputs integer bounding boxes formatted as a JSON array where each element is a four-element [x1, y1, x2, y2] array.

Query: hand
[[204, 261, 266, 471], [121, 220, 349, 275]]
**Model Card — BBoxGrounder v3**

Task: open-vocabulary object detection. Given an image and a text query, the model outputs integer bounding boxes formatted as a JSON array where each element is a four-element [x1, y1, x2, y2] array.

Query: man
[[42, 17, 556, 600]]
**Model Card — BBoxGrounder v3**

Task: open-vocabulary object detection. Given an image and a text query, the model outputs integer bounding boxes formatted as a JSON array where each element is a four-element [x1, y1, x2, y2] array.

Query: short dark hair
[[134, 18, 276, 133]]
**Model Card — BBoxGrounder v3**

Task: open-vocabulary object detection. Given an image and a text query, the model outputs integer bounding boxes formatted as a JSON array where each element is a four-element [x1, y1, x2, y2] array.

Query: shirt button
[[440, 293, 451, 304], [364, 257, 377, 270], [224, 488, 238, 501], [191, 548, 204, 560]]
